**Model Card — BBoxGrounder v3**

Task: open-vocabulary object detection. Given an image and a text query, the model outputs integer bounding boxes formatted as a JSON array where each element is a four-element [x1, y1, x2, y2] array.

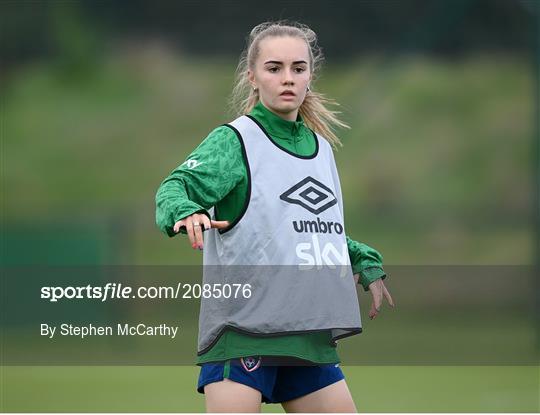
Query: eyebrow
[[263, 60, 308, 65]]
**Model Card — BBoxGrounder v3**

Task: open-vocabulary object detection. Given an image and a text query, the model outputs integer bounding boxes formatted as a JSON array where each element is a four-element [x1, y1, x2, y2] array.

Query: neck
[[275, 109, 298, 122]]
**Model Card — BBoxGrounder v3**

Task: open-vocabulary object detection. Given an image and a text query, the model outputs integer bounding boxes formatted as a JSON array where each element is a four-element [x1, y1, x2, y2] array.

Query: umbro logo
[[280, 176, 337, 215]]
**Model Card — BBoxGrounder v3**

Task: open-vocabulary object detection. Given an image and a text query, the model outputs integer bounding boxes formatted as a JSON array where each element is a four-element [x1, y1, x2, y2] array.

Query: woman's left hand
[[354, 274, 395, 320], [367, 278, 394, 320]]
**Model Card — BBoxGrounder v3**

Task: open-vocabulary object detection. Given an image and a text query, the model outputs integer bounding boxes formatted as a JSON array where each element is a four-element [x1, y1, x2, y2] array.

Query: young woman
[[156, 21, 394, 413]]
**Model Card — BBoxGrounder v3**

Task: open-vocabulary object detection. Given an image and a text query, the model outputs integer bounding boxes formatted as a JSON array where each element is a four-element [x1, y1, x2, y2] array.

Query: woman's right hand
[[173, 213, 230, 250]]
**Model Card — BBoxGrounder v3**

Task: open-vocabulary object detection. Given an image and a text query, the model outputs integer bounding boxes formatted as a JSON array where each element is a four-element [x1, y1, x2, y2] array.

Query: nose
[[282, 68, 294, 85]]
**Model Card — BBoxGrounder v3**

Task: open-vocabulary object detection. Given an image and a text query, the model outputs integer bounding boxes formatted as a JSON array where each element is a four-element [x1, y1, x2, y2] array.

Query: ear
[[247, 69, 256, 88]]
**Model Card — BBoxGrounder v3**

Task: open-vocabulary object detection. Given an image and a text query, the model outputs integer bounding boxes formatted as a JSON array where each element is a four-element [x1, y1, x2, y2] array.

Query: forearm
[[347, 236, 386, 291], [155, 125, 245, 238], [155, 175, 209, 237]]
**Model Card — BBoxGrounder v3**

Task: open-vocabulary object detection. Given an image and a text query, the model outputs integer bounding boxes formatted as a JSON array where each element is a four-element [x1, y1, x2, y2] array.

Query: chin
[[273, 102, 298, 113]]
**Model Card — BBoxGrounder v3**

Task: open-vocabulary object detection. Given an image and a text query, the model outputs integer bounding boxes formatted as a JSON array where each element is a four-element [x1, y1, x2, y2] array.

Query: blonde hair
[[229, 20, 350, 148]]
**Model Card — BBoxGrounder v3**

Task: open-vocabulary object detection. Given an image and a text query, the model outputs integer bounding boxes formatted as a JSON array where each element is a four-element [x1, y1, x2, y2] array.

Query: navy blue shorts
[[197, 356, 345, 404]]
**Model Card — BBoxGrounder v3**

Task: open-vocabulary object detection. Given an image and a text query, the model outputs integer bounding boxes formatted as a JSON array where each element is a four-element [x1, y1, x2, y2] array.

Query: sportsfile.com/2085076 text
[[40, 283, 252, 302]]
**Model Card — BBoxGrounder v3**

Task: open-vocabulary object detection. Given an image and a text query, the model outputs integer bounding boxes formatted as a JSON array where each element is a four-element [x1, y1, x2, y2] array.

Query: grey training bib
[[198, 115, 362, 355]]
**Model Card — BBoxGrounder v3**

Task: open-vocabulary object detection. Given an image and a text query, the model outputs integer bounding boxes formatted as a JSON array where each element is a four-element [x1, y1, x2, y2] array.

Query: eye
[[294, 67, 306, 73], [268, 67, 279, 73]]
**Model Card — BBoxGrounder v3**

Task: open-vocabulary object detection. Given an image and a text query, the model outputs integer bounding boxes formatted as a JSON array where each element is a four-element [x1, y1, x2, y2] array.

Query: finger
[[368, 287, 382, 320], [373, 296, 382, 314], [201, 215, 212, 231], [382, 281, 395, 307], [371, 280, 383, 311], [173, 219, 185, 234], [193, 217, 204, 250], [210, 220, 230, 230], [185, 217, 197, 249], [369, 302, 379, 320]]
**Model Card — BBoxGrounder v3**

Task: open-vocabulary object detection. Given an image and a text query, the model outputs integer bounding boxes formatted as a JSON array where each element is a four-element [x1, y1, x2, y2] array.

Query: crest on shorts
[[240, 356, 262, 372]]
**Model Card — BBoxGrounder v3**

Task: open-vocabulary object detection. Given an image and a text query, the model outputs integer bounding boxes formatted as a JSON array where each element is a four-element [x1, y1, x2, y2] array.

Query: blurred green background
[[1, 0, 538, 412]]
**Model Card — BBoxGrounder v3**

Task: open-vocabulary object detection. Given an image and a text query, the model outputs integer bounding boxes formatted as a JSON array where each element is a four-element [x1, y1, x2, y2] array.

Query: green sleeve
[[347, 236, 387, 291], [155, 126, 244, 237]]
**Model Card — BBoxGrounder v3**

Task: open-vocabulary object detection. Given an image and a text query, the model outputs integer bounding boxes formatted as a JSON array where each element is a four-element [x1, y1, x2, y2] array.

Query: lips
[[280, 91, 295, 96]]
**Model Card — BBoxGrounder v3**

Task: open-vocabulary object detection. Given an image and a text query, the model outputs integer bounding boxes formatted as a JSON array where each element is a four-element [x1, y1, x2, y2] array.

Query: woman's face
[[249, 36, 312, 121]]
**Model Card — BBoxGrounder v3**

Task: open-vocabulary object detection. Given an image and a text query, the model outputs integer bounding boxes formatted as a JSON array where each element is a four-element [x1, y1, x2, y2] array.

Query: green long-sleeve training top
[[156, 101, 386, 364]]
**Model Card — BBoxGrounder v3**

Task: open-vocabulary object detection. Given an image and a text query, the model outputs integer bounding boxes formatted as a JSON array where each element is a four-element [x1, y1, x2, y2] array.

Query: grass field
[[1, 365, 538, 412]]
